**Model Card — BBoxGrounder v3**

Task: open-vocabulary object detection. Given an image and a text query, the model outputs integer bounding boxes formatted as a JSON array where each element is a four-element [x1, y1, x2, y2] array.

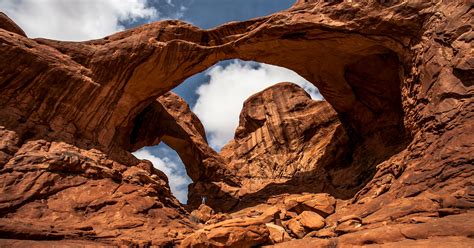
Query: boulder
[[180, 217, 270, 247], [284, 194, 336, 217], [190, 204, 215, 223], [265, 223, 292, 243], [286, 219, 306, 239], [298, 211, 325, 230]]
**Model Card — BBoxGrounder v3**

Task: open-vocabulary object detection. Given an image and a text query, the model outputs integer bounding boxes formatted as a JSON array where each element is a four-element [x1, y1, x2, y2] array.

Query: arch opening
[[127, 59, 324, 204], [121, 52, 410, 210], [186, 59, 323, 151], [133, 143, 192, 204]]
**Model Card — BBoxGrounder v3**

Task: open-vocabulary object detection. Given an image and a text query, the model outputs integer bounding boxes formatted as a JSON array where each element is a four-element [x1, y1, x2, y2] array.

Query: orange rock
[[266, 223, 292, 244], [286, 218, 306, 239], [180, 217, 270, 247], [283, 193, 336, 217], [298, 211, 325, 230], [0, 12, 26, 37], [0, 0, 473, 246], [190, 204, 215, 224]]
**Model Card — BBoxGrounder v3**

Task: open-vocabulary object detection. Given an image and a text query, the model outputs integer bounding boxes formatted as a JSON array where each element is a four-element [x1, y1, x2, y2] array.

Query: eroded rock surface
[[119, 92, 232, 183], [221, 82, 340, 180], [0, 0, 473, 247], [189, 83, 348, 211], [0, 135, 194, 246]]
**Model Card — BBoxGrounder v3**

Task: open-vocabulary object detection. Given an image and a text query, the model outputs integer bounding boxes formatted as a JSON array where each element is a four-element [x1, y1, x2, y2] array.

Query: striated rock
[[210, 83, 350, 212], [220, 83, 344, 192], [283, 193, 336, 217], [0, 138, 194, 246], [221, 83, 340, 180], [181, 205, 283, 247], [180, 216, 270, 248]]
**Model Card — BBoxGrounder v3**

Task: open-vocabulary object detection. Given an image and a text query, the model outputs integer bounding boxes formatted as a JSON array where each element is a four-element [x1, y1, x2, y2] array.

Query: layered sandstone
[[0, 0, 473, 247]]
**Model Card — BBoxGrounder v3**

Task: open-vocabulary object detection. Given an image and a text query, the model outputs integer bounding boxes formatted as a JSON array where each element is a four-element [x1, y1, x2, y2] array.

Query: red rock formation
[[221, 82, 341, 180], [0, 12, 26, 37], [0, 91, 224, 246], [0, 130, 194, 246], [118, 92, 232, 183], [188, 83, 350, 212], [0, 0, 473, 246]]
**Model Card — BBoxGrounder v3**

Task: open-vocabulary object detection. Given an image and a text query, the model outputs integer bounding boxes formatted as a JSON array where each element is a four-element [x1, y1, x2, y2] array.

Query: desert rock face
[[0, 0, 473, 247], [221, 82, 341, 180], [0, 130, 194, 246], [117, 92, 232, 183], [0, 12, 25, 37], [189, 83, 352, 212]]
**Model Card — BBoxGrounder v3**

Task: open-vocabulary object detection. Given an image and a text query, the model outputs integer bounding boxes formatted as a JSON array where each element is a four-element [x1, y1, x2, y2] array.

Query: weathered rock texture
[[222, 83, 341, 180], [0, 0, 473, 246], [189, 83, 352, 211], [0, 129, 195, 246], [119, 92, 232, 183], [0, 12, 26, 37]]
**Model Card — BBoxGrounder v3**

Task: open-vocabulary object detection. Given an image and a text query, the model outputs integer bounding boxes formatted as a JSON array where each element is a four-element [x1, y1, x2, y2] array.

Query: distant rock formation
[[222, 82, 340, 180], [0, 0, 472, 246]]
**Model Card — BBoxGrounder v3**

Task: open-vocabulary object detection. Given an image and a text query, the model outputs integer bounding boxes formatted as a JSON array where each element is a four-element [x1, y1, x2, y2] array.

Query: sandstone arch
[[0, 1, 416, 189], [0, 0, 460, 203], [0, 0, 472, 246]]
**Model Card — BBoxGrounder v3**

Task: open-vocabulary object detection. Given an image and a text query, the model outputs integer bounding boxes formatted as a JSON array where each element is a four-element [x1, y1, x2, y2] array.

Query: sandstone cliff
[[0, 0, 473, 247]]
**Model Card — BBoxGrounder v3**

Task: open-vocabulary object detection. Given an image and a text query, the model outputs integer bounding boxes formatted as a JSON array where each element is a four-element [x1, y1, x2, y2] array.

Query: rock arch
[[3, 2, 413, 164], [6, 0, 412, 149], [0, 0, 438, 206], [0, 0, 472, 246]]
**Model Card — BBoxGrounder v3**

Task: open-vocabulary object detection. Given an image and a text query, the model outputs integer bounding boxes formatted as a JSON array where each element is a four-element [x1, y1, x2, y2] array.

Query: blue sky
[[129, 0, 296, 29], [0, 0, 323, 203]]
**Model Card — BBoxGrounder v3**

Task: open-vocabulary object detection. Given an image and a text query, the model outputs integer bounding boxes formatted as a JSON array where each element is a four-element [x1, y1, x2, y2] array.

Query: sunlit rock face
[[222, 82, 339, 180], [0, 0, 473, 246], [188, 83, 351, 211]]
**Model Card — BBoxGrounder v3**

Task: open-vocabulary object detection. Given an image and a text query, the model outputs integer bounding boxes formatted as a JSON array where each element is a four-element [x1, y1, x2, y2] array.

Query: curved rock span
[[0, 0, 473, 247]]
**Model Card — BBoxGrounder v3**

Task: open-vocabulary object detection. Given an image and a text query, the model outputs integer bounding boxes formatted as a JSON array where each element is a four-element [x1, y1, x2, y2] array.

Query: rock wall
[[221, 83, 341, 180], [0, 0, 472, 246]]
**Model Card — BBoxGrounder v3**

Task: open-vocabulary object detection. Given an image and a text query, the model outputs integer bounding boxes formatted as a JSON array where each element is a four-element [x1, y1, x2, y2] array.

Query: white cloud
[[0, 0, 157, 41], [165, 0, 174, 7], [133, 148, 191, 203], [192, 60, 322, 150]]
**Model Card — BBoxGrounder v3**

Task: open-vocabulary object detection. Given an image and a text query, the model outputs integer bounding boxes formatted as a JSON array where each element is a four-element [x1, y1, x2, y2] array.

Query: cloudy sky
[[0, 0, 322, 203]]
